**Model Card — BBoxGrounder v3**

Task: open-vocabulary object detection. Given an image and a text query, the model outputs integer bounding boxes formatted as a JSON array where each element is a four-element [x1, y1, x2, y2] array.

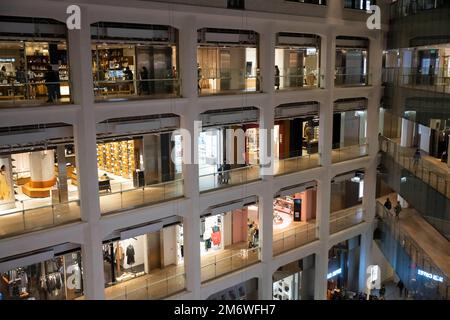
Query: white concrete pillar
[[314, 176, 331, 299], [259, 101, 275, 177], [358, 227, 374, 292], [400, 118, 415, 148], [68, 6, 104, 300], [179, 112, 201, 298], [259, 185, 274, 300], [259, 23, 275, 94], [178, 16, 198, 99], [29, 150, 55, 183]]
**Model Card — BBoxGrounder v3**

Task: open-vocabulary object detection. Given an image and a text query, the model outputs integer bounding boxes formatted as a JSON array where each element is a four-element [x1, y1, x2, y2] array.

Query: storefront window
[[91, 22, 179, 102], [0, 251, 83, 300], [96, 129, 184, 215], [197, 28, 260, 95], [103, 225, 185, 300], [0, 17, 71, 107], [0, 141, 81, 239], [274, 33, 320, 90], [335, 37, 369, 87], [200, 204, 261, 283]]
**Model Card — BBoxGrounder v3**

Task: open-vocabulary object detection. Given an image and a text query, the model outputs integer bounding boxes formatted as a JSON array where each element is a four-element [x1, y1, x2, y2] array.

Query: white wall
[[29, 150, 55, 182], [371, 241, 394, 283], [418, 124, 431, 153], [120, 235, 146, 270], [163, 226, 177, 267]]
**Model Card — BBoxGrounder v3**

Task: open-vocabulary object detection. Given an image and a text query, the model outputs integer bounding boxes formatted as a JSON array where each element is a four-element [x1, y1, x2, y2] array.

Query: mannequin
[[126, 244, 135, 273], [114, 243, 124, 277]]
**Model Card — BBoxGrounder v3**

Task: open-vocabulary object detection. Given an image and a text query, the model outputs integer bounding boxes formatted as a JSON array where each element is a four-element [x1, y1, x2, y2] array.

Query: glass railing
[[273, 222, 318, 256], [389, 0, 450, 19], [0, 80, 72, 107], [375, 202, 449, 300], [99, 179, 184, 215], [335, 68, 370, 87], [274, 152, 320, 176], [330, 206, 365, 235], [383, 67, 450, 94], [200, 247, 261, 283], [332, 143, 369, 163], [93, 78, 181, 102], [199, 165, 261, 193], [380, 136, 450, 198], [105, 271, 186, 300], [0, 199, 81, 239], [275, 73, 319, 90], [198, 69, 261, 96]]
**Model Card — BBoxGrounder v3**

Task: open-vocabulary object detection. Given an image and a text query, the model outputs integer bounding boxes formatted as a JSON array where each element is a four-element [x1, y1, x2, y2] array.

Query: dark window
[[227, 0, 245, 9], [344, 0, 376, 10]]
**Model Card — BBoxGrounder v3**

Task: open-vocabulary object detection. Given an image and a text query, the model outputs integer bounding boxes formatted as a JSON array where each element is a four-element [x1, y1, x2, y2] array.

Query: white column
[[314, 176, 331, 300], [180, 113, 201, 299], [358, 227, 374, 292], [259, 23, 275, 95], [319, 30, 335, 166], [178, 16, 197, 99], [258, 185, 274, 300], [68, 6, 104, 300]]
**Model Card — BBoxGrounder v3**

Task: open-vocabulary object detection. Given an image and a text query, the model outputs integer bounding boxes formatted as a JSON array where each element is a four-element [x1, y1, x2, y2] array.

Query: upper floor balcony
[[335, 37, 370, 87]]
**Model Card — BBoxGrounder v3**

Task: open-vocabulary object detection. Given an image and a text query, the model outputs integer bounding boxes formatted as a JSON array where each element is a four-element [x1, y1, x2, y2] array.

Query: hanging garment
[[211, 231, 221, 246], [126, 244, 135, 265]]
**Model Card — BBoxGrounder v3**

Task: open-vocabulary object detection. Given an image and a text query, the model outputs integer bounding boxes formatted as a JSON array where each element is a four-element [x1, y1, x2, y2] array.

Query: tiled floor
[[329, 205, 365, 234]]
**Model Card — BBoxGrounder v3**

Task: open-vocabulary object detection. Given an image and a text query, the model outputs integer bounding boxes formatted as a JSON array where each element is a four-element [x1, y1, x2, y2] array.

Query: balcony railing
[[94, 78, 181, 102], [330, 206, 365, 234], [199, 165, 260, 193], [200, 247, 260, 283], [275, 73, 319, 90], [273, 222, 318, 256], [274, 152, 320, 176], [0, 199, 81, 239], [383, 67, 450, 94], [380, 136, 450, 198], [335, 68, 370, 87], [99, 179, 184, 215], [105, 271, 186, 300], [332, 143, 368, 163], [198, 69, 261, 96], [0, 80, 72, 107]]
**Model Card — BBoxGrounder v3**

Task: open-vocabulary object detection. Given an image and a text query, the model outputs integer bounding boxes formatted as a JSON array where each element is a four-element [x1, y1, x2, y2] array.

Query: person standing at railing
[[275, 65, 280, 90], [139, 66, 150, 95], [413, 149, 421, 168], [394, 201, 402, 220], [44, 65, 59, 103], [124, 66, 134, 94]]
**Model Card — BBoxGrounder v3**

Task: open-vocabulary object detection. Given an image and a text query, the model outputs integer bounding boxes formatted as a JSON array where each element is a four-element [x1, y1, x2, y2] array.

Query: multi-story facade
[[0, 0, 388, 300]]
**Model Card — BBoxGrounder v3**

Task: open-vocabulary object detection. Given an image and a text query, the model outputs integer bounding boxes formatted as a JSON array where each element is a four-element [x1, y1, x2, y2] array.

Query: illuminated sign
[[0, 58, 15, 63], [417, 269, 443, 283], [327, 268, 342, 279]]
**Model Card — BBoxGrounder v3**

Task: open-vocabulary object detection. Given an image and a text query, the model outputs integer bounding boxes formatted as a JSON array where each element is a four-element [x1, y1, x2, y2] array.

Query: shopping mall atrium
[[0, 0, 449, 301]]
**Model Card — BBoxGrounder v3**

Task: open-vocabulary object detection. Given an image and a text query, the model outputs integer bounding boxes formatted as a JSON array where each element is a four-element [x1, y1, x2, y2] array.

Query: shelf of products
[[97, 140, 136, 178]]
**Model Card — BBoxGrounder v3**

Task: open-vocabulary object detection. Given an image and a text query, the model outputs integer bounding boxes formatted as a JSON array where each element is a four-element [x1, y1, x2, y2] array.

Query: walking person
[[275, 65, 280, 90], [413, 149, 421, 168], [397, 280, 404, 297], [394, 201, 402, 220]]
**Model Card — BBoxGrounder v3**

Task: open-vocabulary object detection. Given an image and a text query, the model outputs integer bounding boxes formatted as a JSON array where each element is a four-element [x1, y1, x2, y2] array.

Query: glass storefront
[[197, 28, 259, 95], [91, 22, 179, 101], [0, 250, 83, 300], [0, 17, 70, 106], [335, 37, 369, 87]]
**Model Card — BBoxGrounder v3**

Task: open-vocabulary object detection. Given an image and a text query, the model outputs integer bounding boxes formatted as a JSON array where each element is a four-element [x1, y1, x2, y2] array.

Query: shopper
[[0, 66, 7, 83], [197, 63, 202, 94], [384, 198, 392, 211], [44, 65, 59, 103], [139, 66, 150, 95], [394, 201, 402, 219], [223, 161, 231, 184], [397, 280, 404, 297], [413, 149, 421, 167], [379, 284, 386, 299], [275, 65, 280, 90]]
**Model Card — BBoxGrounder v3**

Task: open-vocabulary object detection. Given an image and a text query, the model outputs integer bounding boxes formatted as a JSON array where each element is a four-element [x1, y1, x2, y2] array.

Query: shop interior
[[197, 28, 260, 95], [198, 108, 260, 181], [335, 37, 369, 86], [91, 22, 179, 100], [272, 254, 315, 300], [327, 236, 361, 299], [275, 33, 320, 90], [200, 204, 260, 257], [0, 142, 79, 219], [331, 170, 364, 213], [102, 222, 184, 291], [0, 40, 70, 105], [0, 248, 83, 300], [332, 98, 367, 150], [274, 108, 320, 160]]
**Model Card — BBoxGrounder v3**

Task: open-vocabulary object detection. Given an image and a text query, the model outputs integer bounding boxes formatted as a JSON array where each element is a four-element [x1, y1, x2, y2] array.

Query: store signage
[[417, 269, 444, 283], [327, 268, 342, 279], [0, 58, 15, 63]]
